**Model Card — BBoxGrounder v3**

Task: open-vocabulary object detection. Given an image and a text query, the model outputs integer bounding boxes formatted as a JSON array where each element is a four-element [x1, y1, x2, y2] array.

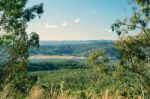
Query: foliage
[[88, 49, 109, 72], [111, 0, 150, 98], [28, 60, 88, 71], [0, 0, 43, 95], [30, 69, 114, 95], [29, 41, 119, 59], [1, 0, 150, 98], [112, 0, 150, 38]]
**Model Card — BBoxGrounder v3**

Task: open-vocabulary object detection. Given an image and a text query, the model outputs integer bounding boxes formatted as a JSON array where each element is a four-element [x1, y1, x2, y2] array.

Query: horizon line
[[39, 39, 117, 41]]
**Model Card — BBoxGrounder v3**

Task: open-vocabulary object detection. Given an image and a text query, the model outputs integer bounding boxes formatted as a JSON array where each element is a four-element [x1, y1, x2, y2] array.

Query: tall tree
[[112, 0, 150, 97], [0, 0, 43, 86]]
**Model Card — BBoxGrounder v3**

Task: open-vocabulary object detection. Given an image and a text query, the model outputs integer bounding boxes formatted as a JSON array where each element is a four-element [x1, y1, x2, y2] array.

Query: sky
[[27, 0, 131, 41]]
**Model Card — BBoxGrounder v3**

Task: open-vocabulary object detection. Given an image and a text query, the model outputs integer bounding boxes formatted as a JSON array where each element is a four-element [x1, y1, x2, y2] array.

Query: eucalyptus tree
[[88, 49, 109, 73], [111, 0, 150, 97], [0, 0, 43, 87]]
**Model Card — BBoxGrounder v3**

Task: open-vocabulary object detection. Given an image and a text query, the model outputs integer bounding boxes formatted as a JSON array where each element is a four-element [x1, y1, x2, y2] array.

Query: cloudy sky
[[27, 0, 131, 41]]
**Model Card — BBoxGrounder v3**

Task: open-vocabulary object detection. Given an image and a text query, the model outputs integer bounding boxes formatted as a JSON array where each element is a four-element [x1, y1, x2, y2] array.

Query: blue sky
[[27, 0, 131, 41]]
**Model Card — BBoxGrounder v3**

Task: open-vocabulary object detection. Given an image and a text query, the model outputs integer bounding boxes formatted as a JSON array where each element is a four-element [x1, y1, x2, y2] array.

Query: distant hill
[[29, 40, 120, 59], [39, 40, 114, 46]]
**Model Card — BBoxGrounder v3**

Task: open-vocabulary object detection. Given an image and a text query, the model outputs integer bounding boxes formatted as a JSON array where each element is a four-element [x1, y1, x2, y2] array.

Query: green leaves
[[0, 0, 44, 92], [29, 32, 39, 48], [23, 3, 44, 21], [88, 49, 109, 71], [112, 0, 150, 38], [0, 33, 14, 46], [112, 0, 150, 95]]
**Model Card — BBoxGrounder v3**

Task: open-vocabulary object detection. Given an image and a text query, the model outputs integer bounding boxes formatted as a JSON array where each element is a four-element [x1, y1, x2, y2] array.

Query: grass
[[26, 84, 128, 99], [0, 60, 147, 98], [0, 67, 145, 99], [28, 60, 119, 98], [30, 68, 118, 97]]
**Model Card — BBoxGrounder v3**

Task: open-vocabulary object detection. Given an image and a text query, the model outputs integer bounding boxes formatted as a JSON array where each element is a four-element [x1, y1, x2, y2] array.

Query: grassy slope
[[30, 69, 114, 94]]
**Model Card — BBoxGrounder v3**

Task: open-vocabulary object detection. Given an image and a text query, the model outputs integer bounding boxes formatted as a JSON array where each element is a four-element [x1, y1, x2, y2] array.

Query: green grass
[[29, 60, 119, 94], [28, 60, 150, 98], [30, 69, 114, 93]]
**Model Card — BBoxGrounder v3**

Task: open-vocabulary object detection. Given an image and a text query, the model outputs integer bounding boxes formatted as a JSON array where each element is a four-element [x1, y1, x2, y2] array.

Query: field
[[29, 55, 87, 60]]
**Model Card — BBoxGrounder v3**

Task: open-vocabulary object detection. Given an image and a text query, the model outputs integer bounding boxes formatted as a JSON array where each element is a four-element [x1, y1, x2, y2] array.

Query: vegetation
[[0, 0, 44, 97], [0, 0, 150, 99], [28, 60, 88, 71], [29, 40, 119, 58]]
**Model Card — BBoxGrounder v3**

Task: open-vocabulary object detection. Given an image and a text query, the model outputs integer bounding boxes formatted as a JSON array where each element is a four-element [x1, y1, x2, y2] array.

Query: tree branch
[[0, 45, 12, 58]]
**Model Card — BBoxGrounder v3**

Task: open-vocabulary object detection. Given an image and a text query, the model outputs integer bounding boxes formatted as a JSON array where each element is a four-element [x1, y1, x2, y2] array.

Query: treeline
[[29, 41, 120, 58], [28, 60, 88, 71]]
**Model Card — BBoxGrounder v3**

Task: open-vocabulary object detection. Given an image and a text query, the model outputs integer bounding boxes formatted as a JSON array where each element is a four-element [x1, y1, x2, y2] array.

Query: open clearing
[[29, 55, 87, 60]]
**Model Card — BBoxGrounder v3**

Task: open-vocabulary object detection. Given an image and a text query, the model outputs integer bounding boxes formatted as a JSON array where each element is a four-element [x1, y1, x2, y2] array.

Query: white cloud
[[62, 22, 68, 26], [73, 18, 80, 23], [104, 28, 112, 33], [45, 23, 58, 29]]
